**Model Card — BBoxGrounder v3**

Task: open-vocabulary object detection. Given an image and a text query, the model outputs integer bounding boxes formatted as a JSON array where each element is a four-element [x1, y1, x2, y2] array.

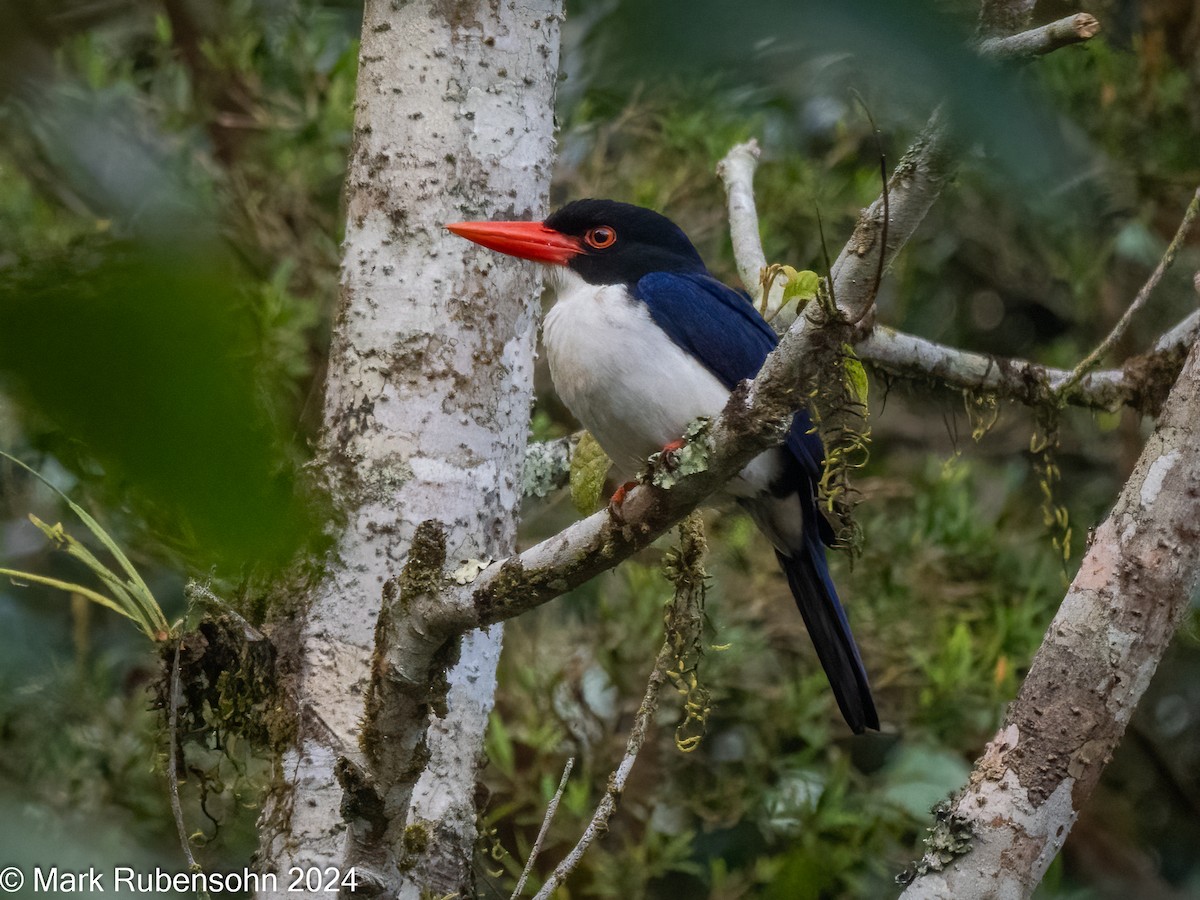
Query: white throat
[[540, 268, 728, 479]]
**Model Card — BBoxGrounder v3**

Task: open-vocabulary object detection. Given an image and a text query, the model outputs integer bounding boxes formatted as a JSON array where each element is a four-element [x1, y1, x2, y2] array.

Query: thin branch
[[1057, 187, 1200, 398], [1161, 300, 1200, 349], [168, 641, 202, 875], [858, 309, 1200, 410], [518, 307, 1199, 484], [867, 117, 889, 324], [511, 757, 574, 899], [978, 13, 1101, 57], [525, 309, 1200, 496], [717, 115, 948, 321], [714, 139, 769, 303], [831, 115, 950, 319], [714, 89, 1195, 417], [531, 652, 668, 900], [530, 516, 707, 899]]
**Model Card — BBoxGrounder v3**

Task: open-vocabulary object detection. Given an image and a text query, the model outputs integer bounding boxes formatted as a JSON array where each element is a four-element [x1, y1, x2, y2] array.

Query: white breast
[[541, 268, 781, 499]]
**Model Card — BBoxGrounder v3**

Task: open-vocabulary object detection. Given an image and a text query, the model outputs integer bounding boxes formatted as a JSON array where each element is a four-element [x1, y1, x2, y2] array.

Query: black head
[[544, 199, 708, 286]]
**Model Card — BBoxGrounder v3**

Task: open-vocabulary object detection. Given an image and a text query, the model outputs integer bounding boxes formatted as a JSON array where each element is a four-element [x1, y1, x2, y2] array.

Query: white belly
[[541, 270, 782, 500]]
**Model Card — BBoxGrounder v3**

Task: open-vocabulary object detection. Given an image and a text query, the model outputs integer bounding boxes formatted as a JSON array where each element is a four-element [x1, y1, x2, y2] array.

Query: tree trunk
[[899, 337, 1200, 898], [255, 1, 562, 896]]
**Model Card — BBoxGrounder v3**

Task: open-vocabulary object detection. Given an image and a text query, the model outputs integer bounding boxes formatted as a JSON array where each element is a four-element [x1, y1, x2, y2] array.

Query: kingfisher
[[447, 200, 878, 733]]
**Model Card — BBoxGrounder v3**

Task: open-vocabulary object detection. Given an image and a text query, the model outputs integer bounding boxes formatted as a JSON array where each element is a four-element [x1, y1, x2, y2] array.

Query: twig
[[168, 641, 204, 881], [1057, 187, 1200, 398], [1161, 299, 1200, 348], [857, 309, 1200, 410], [714, 139, 770, 304], [843, 88, 889, 326], [531, 639, 670, 899], [510, 757, 575, 899], [530, 519, 707, 900], [978, 13, 1101, 58]]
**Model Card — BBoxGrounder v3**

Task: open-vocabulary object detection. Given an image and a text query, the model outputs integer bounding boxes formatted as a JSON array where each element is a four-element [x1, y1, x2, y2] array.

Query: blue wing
[[634, 271, 826, 504], [636, 272, 876, 731]]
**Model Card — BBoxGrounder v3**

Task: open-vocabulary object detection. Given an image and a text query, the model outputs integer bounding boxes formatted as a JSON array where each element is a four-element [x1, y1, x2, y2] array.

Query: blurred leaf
[[0, 566, 130, 623], [486, 712, 515, 780], [575, 0, 1093, 198], [878, 744, 972, 819], [0, 242, 313, 566], [570, 431, 611, 514]]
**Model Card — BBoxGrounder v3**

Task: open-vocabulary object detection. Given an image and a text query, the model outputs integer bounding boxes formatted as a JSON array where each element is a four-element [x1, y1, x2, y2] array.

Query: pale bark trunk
[[255, 1, 562, 897], [899, 337, 1200, 899]]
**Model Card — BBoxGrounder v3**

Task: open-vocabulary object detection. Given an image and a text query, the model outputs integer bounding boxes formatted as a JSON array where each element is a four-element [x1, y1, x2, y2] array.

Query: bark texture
[[900, 338, 1200, 899], [977, 0, 1036, 37], [859, 313, 1197, 413], [255, 1, 562, 896]]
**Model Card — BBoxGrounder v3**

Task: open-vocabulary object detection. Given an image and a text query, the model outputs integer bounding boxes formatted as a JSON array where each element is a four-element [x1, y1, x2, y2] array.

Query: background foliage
[[0, 0, 1198, 897]]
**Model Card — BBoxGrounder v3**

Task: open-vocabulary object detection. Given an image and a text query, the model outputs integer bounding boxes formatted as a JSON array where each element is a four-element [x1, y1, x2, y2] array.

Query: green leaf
[[1, 451, 169, 640], [782, 267, 821, 304], [485, 713, 515, 779], [0, 247, 313, 566], [878, 744, 972, 819], [569, 431, 611, 514], [841, 344, 869, 406], [0, 568, 138, 624]]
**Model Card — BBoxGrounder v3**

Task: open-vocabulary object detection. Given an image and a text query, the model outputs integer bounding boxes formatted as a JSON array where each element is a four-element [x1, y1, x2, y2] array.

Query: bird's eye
[[584, 226, 617, 249]]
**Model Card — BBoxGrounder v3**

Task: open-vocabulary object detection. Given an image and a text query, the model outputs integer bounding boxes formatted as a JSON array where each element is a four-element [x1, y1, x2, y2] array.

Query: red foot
[[657, 437, 689, 473], [609, 480, 638, 510], [608, 481, 640, 524]]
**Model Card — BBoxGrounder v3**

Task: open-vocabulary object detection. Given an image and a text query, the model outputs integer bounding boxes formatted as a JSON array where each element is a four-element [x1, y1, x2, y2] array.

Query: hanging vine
[[661, 512, 712, 752], [809, 330, 872, 559], [1031, 405, 1072, 570]]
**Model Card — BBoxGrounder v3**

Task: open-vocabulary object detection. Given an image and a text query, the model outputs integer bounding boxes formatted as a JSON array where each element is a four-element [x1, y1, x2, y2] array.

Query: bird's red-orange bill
[[446, 220, 582, 265]]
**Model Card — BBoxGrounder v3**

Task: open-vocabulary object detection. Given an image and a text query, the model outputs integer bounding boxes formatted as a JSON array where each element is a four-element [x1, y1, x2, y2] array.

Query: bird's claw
[[607, 480, 639, 523], [660, 438, 687, 468], [610, 439, 690, 525]]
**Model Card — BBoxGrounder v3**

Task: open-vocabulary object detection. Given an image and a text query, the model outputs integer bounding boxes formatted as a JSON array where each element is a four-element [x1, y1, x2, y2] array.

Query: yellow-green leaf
[[841, 344, 869, 406], [569, 432, 611, 514], [0, 568, 138, 623], [1, 451, 170, 640], [782, 268, 821, 304]]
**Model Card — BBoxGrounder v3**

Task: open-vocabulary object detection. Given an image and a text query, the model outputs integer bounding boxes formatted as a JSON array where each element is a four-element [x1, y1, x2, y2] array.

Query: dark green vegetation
[[1, 0, 1198, 897]]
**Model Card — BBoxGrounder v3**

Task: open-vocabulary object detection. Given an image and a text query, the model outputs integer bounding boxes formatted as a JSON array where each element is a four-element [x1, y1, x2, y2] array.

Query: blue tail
[[775, 538, 879, 733]]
